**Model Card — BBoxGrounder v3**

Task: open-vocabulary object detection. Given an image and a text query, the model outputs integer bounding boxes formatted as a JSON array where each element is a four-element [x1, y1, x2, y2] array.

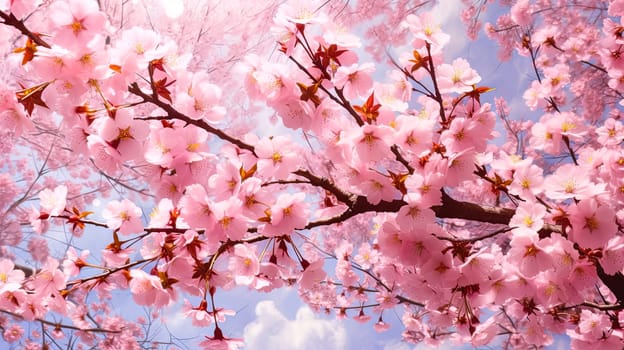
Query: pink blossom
[[374, 318, 391, 332], [228, 243, 260, 286], [509, 202, 546, 236], [333, 63, 374, 100], [509, 164, 544, 199], [48, 0, 106, 47], [394, 114, 434, 156], [507, 234, 552, 277], [183, 300, 212, 327], [199, 327, 243, 350], [274, 0, 328, 25], [345, 124, 394, 164], [353, 168, 399, 205], [3, 324, 23, 343], [510, 0, 532, 26], [176, 71, 226, 122], [402, 13, 450, 51], [273, 96, 314, 130], [396, 193, 435, 231], [596, 118, 624, 147], [255, 136, 301, 179], [578, 310, 610, 340], [600, 236, 624, 275], [0, 0, 42, 19], [543, 164, 606, 201], [62, 247, 89, 277], [39, 185, 68, 216], [102, 199, 144, 235], [212, 199, 247, 241], [353, 243, 379, 270], [128, 269, 170, 307], [0, 86, 33, 137], [29, 206, 50, 234], [87, 135, 121, 174], [569, 198, 617, 249], [208, 161, 242, 200], [178, 184, 216, 230], [30, 258, 67, 297], [0, 259, 25, 293], [437, 58, 481, 94], [299, 259, 326, 289], [260, 193, 309, 237]]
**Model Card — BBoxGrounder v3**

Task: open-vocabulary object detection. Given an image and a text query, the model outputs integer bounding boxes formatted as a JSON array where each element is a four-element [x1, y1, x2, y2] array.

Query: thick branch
[[293, 169, 355, 205], [432, 191, 514, 224]]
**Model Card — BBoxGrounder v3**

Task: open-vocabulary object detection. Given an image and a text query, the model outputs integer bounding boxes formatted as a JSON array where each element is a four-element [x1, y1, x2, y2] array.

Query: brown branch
[[432, 191, 514, 224], [580, 301, 624, 311], [128, 83, 257, 155], [0, 10, 51, 48], [0, 310, 120, 334], [287, 56, 363, 126], [293, 169, 355, 205]]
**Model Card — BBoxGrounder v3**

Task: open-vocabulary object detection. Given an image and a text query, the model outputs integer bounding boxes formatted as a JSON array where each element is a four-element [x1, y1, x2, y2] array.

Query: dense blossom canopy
[[2, 0, 624, 349]]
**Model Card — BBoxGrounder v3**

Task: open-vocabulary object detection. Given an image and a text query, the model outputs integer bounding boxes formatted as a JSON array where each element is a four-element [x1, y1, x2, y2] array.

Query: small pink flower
[[299, 259, 326, 290], [373, 318, 391, 332], [353, 309, 371, 324], [569, 198, 617, 249], [437, 58, 481, 94], [509, 202, 546, 236], [39, 185, 68, 216], [29, 206, 50, 234], [255, 136, 301, 179], [274, 0, 328, 25], [128, 269, 170, 307], [578, 310, 610, 340], [62, 247, 89, 277], [510, 0, 532, 26], [102, 199, 144, 235], [0, 259, 25, 293], [3, 324, 24, 343], [333, 63, 374, 100], [48, 0, 106, 47], [183, 300, 213, 327], [344, 124, 394, 164], [176, 71, 226, 122], [507, 234, 552, 277], [228, 244, 260, 286], [509, 164, 544, 199], [600, 236, 624, 275], [396, 193, 435, 231], [543, 164, 605, 201], [179, 184, 216, 230], [402, 13, 450, 51], [261, 193, 309, 237], [199, 327, 243, 350]]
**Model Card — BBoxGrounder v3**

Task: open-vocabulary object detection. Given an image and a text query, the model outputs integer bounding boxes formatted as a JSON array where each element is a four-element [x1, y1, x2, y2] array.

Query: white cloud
[[244, 300, 347, 350], [431, 0, 468, 58]]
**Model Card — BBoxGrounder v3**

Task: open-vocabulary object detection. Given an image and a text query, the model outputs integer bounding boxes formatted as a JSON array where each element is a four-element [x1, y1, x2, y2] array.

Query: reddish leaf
[[15, 81, 52, 116], [353, 92, 381, 123], [13, 37, 38, 65]]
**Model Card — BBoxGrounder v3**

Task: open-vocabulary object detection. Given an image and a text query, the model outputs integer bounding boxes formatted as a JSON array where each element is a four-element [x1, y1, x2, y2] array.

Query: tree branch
[[128, 83, 257, 155], [0, 10, 51, 48]]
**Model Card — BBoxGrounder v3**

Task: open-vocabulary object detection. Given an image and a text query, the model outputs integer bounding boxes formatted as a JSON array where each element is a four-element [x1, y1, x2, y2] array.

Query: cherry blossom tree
[[1, 0, 624, 348]]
